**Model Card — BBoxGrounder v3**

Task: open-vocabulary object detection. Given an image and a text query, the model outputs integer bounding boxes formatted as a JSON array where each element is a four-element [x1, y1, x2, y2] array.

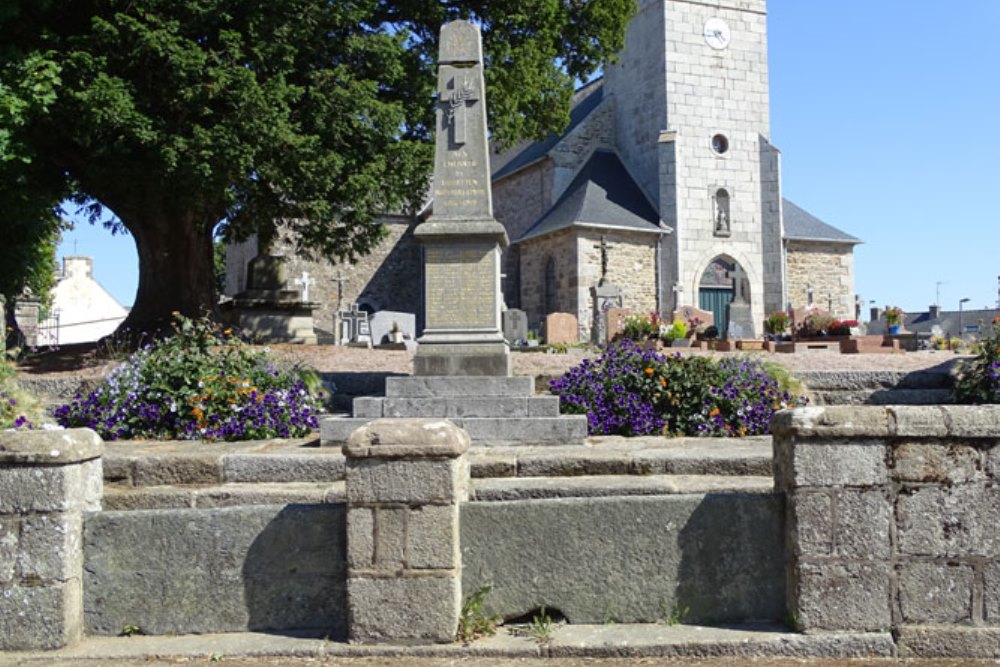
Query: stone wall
[[493, 162, 553, 308], [774, 405, 1000, 658], [517, 228, 577, 334], [225, 216, 422, 338], [785, 240, 855, 319], [577, 230, 659, 341]]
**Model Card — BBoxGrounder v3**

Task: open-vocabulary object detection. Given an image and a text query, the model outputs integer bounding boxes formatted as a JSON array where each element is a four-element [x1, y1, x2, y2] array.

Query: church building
[[226, 0, 860, 342]]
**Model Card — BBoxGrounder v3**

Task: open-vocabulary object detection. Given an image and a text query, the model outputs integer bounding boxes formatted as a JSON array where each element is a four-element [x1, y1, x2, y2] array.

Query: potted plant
[[765, 311, 790, 341], [623, 313, 657, 345], [885, 307, 904, 334], [661, 319, 690, 347]]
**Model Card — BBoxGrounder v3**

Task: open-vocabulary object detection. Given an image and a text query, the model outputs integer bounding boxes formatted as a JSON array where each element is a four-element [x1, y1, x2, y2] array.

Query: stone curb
[[2, 625, 898, 661], [471, 474, 774, 501], [102, 437, 774, 487]]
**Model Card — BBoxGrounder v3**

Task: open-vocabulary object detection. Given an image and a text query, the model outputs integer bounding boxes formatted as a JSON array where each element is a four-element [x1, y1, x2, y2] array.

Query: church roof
[[783, 199, 861, 244], [492, 79, 604, 181], [515, 149, 664, 244]]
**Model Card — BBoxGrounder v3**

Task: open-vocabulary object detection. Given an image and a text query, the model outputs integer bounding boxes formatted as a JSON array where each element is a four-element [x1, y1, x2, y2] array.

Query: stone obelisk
[[413, 20, 510, 376]]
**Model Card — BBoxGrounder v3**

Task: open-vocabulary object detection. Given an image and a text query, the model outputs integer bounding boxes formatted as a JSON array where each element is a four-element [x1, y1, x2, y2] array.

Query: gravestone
[[725, 266, 755, 340], [672, 305, 714, 330], [369, 310, 416, 346], [605, 307, 632, 344], [412, 19, 510, 376], [502, 308, 528, 344], [545, 312, 578, 345], [338, 303, 372, 345], [591, 285, 623, 346]]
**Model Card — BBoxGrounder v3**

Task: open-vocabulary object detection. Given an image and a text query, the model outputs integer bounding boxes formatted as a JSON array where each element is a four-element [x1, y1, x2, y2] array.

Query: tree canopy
[[0, 0, 636, 334]]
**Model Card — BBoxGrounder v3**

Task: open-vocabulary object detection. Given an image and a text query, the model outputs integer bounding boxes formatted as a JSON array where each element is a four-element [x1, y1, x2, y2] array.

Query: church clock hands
[[703, 17, 731, 50]]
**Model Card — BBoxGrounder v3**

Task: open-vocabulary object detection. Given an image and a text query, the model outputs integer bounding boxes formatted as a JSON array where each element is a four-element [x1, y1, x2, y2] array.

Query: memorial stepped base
[[319, 376, 588, 446]]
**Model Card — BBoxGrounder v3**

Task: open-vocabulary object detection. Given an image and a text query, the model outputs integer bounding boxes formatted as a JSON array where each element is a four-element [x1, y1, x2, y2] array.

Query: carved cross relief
[[440, 72, 479, 146]]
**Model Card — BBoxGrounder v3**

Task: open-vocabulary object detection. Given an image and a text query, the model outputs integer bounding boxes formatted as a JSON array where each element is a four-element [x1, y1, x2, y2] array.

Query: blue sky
[[58, 0, 1000, 315]]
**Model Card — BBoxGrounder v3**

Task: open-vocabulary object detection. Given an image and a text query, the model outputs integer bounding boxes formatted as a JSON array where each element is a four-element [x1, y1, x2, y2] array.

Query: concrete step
[[16, 625, 896, 660], [103, 481, 345, 510], [102, 436, 773, 487], [353, 395, 561, 418], [320, 414, 588, 446], [809, 388, 954, 406], [795, 368, 958, 405], [385, 375, 535, 397], [471, 473, 774, 501]]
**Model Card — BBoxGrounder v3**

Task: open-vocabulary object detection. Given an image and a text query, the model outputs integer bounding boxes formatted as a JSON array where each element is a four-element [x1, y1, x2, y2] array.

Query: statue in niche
[[713, 188, 731, 236]]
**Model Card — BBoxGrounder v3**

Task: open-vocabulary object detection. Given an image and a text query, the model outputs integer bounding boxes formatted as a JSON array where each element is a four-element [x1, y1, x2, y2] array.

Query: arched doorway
[[698, 256, 747, 338]]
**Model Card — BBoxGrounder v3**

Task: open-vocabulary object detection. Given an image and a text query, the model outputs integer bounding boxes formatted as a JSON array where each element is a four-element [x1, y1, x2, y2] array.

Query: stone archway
[[697, 255, 750, 339]]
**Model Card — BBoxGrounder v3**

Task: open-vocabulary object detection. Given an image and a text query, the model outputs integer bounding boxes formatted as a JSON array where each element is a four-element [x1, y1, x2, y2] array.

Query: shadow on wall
[[243, 504, 348, 638]]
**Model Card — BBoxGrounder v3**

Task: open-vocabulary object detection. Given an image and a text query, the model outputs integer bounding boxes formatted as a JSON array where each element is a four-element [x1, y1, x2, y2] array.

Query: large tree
[[0, 0, 635, 334]]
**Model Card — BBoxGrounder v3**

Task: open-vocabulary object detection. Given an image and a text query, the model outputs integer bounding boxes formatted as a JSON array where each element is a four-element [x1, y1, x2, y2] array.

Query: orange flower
[[659, 377, 666, 387], [709, 407, 720, 417], [645, 367, 654, 375], [223, 328, 232, 335]]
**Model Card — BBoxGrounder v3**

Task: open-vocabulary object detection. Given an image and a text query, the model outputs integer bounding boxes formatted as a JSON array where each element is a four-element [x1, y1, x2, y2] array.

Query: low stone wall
[[773, 405, 1000, 658]]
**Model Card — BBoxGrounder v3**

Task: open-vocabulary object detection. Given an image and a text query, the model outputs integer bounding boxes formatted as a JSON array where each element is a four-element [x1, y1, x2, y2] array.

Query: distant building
[[897, 305, 1000, 340], [39, 256, 128, 345]]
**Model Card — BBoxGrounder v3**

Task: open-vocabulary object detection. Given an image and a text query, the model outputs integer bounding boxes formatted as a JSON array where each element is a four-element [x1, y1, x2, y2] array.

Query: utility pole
[[935, 281, 946, 306]]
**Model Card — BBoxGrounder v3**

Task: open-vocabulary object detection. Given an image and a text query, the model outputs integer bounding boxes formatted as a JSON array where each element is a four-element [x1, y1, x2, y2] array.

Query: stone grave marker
[[605, 307, 632, 344], [339, 303, 372, 345], [591, 284, 623, 345], [545, 312, 578, 345], [725, 265, 755, 340], [413, 19, 510, 376], [369, 310, 416, 346], [672, 305, 714, 330], [502, 308, 528, 344]]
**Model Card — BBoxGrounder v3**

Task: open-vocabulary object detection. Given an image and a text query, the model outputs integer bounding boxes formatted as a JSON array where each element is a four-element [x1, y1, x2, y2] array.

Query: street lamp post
[[959, 297, 971, 339]]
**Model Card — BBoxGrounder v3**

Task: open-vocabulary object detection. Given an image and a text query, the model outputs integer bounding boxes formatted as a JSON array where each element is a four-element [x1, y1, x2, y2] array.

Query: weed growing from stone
[[0, 357, 45, 430], [954, 318, 1000, 404], [457, 585, 501, 643], [550, 339, 805, 437], [55, 314, 323, 441], [661, 599, 689, 626], [528, 606, 554, 641], [120, 624, 142, 637]]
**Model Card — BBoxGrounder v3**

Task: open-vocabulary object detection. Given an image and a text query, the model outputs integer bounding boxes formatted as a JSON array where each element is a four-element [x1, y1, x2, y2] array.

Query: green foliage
[[457, 585, 502, 643], [1, 1, 636, 331], [0, 357, 45, 430], [661, 599, 689, 626], [953, 318, 1000, 404], [55, 314, 324, 440], [622, 313, 658, 341], [528, 606, 554, 641], [661, 319, 687, 341], [120, 623, 142, 637], [765, 311, 789, 335]]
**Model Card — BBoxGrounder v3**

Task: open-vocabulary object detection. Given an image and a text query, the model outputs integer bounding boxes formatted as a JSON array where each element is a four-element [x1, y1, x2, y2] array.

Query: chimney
[[928, 304, 941, 320], [870, 306, 883, 322]]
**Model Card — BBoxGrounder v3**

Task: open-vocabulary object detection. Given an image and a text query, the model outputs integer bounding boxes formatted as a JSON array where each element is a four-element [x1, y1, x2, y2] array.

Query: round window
[[711, 134, 729, 155]]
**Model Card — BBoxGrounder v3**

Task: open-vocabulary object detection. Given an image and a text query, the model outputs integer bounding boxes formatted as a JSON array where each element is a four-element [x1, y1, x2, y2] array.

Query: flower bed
[[55, 316, 324, 441], [550, 339, 805, 437]]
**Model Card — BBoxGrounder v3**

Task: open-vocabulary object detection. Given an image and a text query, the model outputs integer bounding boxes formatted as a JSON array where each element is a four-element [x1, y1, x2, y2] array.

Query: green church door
[[699, 287, 733, 338]]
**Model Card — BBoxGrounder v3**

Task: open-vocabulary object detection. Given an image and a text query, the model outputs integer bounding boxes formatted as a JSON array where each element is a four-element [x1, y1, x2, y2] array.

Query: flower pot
[[888, 325, 900, 335], [670, 338, 692, 348]]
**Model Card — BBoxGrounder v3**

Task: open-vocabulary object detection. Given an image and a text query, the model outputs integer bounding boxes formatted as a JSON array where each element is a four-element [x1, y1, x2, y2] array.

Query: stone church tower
[[603, 0, 784, 329]]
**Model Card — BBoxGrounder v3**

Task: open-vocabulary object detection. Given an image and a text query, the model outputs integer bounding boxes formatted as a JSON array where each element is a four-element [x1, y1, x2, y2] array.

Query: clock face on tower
[[703, 18, 731, 50]]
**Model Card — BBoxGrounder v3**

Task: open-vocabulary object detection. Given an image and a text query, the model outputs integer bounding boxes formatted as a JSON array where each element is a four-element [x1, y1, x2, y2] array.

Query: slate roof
[[492, 80, 604, 180], [903, 308, 1000, 337], [515, 149, 664, 244], [783, 199, 861, 244]]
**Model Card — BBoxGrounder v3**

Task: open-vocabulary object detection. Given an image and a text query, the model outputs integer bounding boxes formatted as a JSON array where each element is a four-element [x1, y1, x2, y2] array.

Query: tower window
[[711, 134, 729, 155]]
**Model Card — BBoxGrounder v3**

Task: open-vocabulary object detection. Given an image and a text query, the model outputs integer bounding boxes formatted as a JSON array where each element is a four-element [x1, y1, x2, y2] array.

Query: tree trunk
[[116, 213, 217, 337]]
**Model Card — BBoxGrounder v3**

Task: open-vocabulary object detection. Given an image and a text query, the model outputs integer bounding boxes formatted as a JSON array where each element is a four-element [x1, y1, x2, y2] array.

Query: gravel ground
[[15, 342, 971, 381]]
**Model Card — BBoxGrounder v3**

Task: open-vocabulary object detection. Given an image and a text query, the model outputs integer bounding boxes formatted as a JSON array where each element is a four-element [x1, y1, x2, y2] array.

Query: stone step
[[809, 388, 955, 406], [22, 625, 896, 660], [353, 395, 560, 418], [103, 436, 772, 486], [384, 375, 535, 397], [320, 414, 588, 447], [470, 473, 774, 501], [103, 481, 345, 510], [795, 369, 955, 390]]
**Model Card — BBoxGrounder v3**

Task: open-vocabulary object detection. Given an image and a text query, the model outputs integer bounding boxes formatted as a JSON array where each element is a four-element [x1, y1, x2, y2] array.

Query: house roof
[[515, 149, 664, 244], [492, 79, 605, 181], [904, 308, 1000, 335], [783, 199, 861, 244]]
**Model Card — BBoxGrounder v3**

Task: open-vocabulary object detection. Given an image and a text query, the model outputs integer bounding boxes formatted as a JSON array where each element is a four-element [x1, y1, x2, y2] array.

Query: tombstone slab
[[545, 312, 578, 345], [591, 285, 623, 346], [413, 20, 509, 377], [370, 311, 417, 346], [605, 307, 632, 345], [502, 308, 528, 345]]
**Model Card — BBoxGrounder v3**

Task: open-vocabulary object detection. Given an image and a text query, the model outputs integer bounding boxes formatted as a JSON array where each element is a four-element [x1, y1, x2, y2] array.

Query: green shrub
[[55, 314, 325, 441], [953, 318, 1000, 404]]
